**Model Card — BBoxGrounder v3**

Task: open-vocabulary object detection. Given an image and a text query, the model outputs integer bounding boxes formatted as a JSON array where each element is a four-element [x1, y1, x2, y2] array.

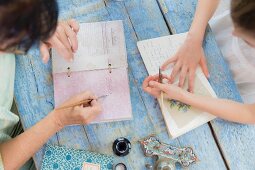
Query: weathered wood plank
[[157, 0, 255, 169], [115, 0, 226, 169]]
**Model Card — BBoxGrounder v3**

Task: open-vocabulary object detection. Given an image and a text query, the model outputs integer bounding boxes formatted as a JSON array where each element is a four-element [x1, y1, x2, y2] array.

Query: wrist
[[187, 28, 205, 46], [178, 89, 191, 103], [47, 110, 64, 131]]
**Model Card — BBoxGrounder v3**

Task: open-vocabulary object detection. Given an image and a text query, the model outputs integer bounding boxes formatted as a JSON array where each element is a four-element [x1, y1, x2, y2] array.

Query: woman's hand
[[143, 75, 186, 101], [51, 91, 102, 129], [0, 91, 101, 170], [40, 19, 80, 63], [161, 35, 209, 93]]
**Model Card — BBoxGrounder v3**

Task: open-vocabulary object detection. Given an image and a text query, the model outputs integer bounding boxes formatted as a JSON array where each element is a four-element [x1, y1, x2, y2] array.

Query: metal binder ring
[[108, 63, 112, 73], [67, 67, 71, 77]]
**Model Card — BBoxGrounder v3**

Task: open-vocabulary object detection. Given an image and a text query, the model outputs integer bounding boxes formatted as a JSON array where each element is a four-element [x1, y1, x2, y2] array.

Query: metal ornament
[[140, 135, 198, 170]]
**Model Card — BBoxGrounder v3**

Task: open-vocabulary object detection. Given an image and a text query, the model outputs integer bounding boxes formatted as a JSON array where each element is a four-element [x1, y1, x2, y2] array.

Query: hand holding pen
[[143, 69, 186, 102], [56, 95, 108, 110], [51, 91, 104, 128], [142, 68, 168, 97]]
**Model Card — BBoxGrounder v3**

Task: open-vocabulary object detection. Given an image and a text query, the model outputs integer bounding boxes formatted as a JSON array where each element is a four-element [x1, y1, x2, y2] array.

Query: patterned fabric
[[0, 53, 19, 170], [41, 145, 114, 170]]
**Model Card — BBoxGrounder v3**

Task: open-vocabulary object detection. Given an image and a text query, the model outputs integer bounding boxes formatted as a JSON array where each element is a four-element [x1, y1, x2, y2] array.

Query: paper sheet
[[137, 33, 186, 75], [137, 33, 217, 138], [52, 21, 127, 74], [53, 68, 132, 123]]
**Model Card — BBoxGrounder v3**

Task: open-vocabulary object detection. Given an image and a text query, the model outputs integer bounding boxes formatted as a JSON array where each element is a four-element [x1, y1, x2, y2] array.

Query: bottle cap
[[112, 137, 131, 157], [114, 163, 127, 170]]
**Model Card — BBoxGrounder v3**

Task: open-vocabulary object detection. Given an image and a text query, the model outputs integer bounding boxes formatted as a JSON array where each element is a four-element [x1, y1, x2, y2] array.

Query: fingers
[[143, 75, 159, 90], [79, 100, 102, 124], [161, 56, 177, 70], [143, 75, 169, 97], [40, 42, 50, 64], [148, 81, 164, 90], [188, 70, 195, 93], [200, 55, 210, 78], [56, 24, 72, 52], [142, 76, 152, 90], [148, 81, 168, 92], [62, 21, 78, 52], [143, 74, 168, 87], [179, 66, 188, 87], [50, 36, 73, 61], [84, 100, 102, 114], [67, 19, 80, 33], [64, 91, 96, 107], [46, 19, 79, 62], [170, 61, 181, 83], [143, 76, 158, 97], [143, 87, 160, 97], [78, 91, 96, 102]]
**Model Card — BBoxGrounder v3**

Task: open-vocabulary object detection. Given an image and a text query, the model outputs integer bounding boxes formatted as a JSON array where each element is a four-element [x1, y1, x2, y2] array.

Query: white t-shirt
[[210, 11, 255, 104]]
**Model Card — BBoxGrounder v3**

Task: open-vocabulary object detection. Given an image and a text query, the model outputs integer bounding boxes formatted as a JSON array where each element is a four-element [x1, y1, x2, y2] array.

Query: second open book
[[137, 33, 217, 139]]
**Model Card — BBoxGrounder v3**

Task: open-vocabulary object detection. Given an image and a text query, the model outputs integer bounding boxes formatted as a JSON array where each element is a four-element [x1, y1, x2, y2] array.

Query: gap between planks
[[209, 122, 230, 169], [156, 0, 173, 35]]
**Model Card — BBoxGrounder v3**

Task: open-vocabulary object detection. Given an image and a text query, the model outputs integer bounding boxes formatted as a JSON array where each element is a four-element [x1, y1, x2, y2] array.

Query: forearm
[[0, 111, 61, 170], [181, 91, 255, 124], [188, 0, 220, 44]]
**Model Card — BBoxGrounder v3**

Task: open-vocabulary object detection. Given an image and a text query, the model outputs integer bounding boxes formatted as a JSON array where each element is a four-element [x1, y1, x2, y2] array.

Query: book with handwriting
[[52, 20, 132, 123], [137, 33, 217, 138]]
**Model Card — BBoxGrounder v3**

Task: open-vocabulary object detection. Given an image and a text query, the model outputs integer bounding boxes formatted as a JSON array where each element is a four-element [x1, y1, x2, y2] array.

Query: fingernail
[[72, 48, 77, 53], [149, 81, 155, 86], [43, 58, 47, 64], [69, 58, 74, 62]]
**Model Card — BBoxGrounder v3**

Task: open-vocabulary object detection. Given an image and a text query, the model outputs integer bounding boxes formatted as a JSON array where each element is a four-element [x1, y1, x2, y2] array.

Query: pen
[[158, 67, 163, 83], [158, 67, 164, 107], [56, 95, 108, 110]]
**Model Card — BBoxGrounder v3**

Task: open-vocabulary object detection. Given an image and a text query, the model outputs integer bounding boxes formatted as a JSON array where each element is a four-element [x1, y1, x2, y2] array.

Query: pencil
[[56, 95, 108, 110]]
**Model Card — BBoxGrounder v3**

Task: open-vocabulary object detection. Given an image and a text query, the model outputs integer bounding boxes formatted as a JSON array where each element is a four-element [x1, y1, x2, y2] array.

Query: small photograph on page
[[82, 162, 100, 170], [163, 74, 212, 128]]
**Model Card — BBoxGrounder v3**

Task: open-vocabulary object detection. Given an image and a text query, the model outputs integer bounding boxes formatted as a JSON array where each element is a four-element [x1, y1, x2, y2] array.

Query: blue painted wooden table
[[14, 0, 255, 169]]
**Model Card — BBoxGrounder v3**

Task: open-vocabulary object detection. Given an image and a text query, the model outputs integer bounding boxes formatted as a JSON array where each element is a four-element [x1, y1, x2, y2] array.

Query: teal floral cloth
[[41, 145, 114, 170]]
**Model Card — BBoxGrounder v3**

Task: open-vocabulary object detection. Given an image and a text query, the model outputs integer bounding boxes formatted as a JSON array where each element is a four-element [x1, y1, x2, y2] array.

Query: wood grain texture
[[13, 0, 249, 169], [109, 1, 226, 169], [157, 0, 255, 169]]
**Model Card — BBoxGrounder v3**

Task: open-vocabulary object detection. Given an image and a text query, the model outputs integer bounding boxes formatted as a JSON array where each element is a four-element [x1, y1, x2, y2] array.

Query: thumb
[[149, 81, 167, 91], [40, 42, 50, 64]]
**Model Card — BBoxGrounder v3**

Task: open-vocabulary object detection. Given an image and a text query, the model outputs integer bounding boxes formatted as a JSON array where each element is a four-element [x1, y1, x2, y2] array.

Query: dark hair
[[0, 0, 59, 53], [231, 0, 255, 35]]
